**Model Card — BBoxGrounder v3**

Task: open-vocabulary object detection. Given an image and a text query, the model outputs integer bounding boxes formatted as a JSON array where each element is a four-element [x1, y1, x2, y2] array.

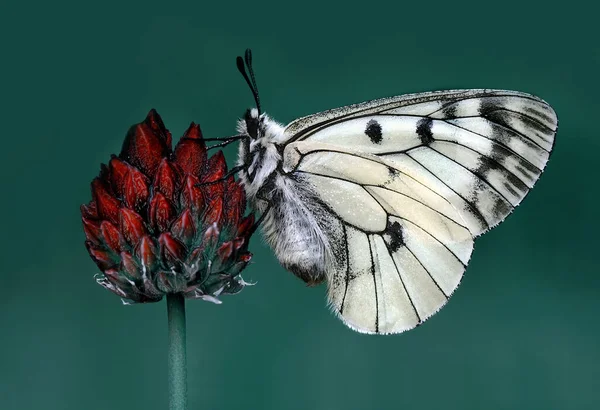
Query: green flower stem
[[167, 293, 187, 410]]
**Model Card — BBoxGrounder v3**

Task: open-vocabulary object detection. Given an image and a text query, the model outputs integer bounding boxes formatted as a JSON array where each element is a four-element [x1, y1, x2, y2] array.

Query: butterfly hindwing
[[287, 150, 473, 333]]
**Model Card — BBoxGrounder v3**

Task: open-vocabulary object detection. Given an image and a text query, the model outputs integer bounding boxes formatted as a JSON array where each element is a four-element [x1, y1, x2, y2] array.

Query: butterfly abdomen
[[260, 174, 343, 285]]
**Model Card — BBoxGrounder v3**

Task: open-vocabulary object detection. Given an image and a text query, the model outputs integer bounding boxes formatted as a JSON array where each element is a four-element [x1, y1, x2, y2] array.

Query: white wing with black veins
[[281, 89, 557, 334]]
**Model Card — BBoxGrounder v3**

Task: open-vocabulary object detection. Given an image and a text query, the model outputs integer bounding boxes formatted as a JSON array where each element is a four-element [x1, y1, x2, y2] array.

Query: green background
[[1, 0, 598, 409]]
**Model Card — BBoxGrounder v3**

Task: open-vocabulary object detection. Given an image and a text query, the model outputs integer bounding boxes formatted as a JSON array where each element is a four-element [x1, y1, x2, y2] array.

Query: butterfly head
[[243, 107, 262, 140]]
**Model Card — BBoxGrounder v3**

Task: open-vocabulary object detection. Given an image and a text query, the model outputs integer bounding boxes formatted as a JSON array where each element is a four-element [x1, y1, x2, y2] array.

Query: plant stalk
[[167, 293, 187, 410]]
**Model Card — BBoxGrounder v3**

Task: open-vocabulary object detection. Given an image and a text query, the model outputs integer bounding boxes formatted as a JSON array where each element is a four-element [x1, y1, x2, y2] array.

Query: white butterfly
[[225, 50, 557, 334]]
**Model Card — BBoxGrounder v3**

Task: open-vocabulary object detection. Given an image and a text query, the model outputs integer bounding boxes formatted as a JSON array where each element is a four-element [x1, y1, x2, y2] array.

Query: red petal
[[91, 178, 120, 225], [100, 221, 121, 253], [108, 156, 130, 198], [103, 269, 134, 297], [158, 233, 186, 269], [199, 158, 226, 204], [239, 252, 252, 263], [154, 159, 182, 202], [180, 175, 205, 212], [202, 195, 223, 227], [119, 208, 146, 247], [120, 110, 171, 178], [236, 214, 255, 238], [201, 151, 227, 183], [135, 236, 158, 273], [202, 223, 220, 252], [174, 123, 207, 176], [123, 165, 150, 212], [217, 241, 234, 260], [80, 202, 98, 219], [82, 216, 102, 245], [233, 237, 245, 250], [148, 192, 176, 233], [85, 241, 117, 271], [145, 108, 172, 149], [171, 209, 196, 245], [120, 251, 141, 280], [224, 181, 246, 226]]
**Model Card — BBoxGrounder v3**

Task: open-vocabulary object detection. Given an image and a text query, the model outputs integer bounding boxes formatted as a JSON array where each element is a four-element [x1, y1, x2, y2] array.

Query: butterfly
[[214, 49, 557, 334]]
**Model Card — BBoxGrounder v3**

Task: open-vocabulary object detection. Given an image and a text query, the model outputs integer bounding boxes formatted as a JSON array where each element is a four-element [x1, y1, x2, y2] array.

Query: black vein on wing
[[442, 119, 545, 171], [291, 150, 465, 227], [405, 153, 490, 230], [360, 188, 467, 267], [293, 170, 468, 230], [339, 224, 350, 315], [402, 235, 449, 299], [368, 235, 379, 333], [433, 140, 530, 195], [288, 93, 551, 142], [425, 146, 514, 208], [382, 236, 421, 323]]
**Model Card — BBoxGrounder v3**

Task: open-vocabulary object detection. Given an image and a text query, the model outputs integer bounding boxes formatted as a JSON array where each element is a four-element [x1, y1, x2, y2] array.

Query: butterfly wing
[[283, 89, 557, 236], [280, 90, 557, 333]]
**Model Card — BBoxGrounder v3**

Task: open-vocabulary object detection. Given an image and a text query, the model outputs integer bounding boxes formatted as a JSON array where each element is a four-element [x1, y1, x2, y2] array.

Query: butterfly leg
[[194, 164, 247, 187]]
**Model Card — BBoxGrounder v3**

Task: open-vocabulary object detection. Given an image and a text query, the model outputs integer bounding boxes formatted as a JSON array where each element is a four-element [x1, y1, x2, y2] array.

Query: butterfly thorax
[[236, 109, 333, 286], [236, 109, 287, 203]]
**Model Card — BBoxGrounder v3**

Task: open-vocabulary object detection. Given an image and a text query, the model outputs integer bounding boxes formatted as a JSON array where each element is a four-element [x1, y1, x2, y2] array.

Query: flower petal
[[202, 150, 227, 183], [119, 208, 147, 247], [180, 175, 205, 212], [91, 178, 120, 225], [223, 180, 246, 227], [217, 241, 234, 261], [135, 235, 159, 274], [124, 165, 150, 212], [85, 241, 118, 271], [120, 251, 142, 281], [82, 216, 102, 245], [149, 192, 176, 233], [100, 221, 122, 253], [171, 209, 196, 246], [108, 156, 130, 198], [174, 123, 207, 176], [158, 233, 187, 271], [236, 214, 255, 238], [154, 159, 182, 202], [202, 195, 223, 228], [145, 109, 172, 149], [80, 202, 98, 219], [120, 110, 171, 178]]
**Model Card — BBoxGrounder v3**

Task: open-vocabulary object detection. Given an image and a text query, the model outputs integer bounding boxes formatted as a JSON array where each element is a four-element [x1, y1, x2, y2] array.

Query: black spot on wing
[[416, 118, 434, 145], [365, 119, 383, 144], [383, 220, 405, 253], [441, 101, 458, 118], [474, 153, 528, 198]]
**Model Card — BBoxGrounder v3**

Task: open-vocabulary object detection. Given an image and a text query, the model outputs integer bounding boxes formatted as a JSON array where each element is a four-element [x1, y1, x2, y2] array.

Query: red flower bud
[[82, 110, 255, 304]]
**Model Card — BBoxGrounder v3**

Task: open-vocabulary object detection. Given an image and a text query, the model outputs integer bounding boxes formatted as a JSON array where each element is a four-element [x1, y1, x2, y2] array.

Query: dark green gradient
[[1, 1, 598, 409]]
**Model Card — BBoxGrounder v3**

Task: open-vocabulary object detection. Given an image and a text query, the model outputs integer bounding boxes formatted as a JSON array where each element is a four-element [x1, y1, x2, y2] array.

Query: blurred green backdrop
[[1, 1, 598, 409]]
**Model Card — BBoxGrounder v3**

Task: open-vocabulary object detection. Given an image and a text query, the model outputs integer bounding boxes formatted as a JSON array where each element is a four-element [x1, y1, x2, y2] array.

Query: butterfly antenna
[[236, 48, 262, 114]]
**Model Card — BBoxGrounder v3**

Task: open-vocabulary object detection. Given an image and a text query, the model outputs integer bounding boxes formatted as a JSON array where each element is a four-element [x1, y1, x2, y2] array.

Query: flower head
[[81, 109, 254, 304]]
